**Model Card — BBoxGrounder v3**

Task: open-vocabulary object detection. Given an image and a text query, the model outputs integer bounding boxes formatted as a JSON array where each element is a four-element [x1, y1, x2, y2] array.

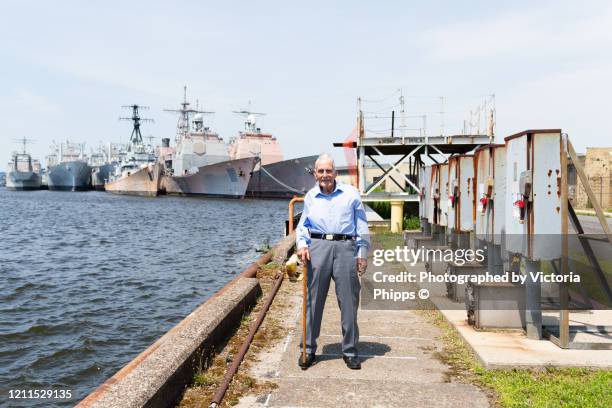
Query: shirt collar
[[315, 181, 343, 196]]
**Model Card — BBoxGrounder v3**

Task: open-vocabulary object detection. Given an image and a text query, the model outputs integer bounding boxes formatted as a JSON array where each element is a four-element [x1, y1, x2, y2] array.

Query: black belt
[[311, 233, 356, 241]]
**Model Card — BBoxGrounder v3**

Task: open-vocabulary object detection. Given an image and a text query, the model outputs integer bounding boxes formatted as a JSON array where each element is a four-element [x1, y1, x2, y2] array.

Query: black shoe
[[298, 353, 316, 369], [343, 355, 361, 370]]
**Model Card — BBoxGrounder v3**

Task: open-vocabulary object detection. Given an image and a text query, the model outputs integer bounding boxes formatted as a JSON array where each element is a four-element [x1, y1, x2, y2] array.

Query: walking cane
[[301, 258, 308, 369]]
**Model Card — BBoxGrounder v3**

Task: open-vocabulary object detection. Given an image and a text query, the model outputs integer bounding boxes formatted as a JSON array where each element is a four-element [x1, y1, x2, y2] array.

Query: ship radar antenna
[[164, 86, 214, 143], [119, 104, 154, 151], [12, 137, 36, 154], [232, 101, 266, 133]]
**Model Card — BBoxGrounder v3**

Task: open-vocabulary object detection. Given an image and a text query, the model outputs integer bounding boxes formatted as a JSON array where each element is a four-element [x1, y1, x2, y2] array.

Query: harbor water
[[0, 189, 289, 407]]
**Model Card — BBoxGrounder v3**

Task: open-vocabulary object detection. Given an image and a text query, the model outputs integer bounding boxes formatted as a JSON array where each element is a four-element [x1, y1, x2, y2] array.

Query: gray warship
[[6, 137, 42, 190], [90, 143, 124, 190], [160, 87, 257, 198], [228, 111, 316, 198], [46, 141, 91, 191]]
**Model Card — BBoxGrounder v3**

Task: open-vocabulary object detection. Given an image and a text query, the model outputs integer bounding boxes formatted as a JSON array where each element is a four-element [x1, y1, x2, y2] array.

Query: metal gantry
[[336, 110, 491, 202]]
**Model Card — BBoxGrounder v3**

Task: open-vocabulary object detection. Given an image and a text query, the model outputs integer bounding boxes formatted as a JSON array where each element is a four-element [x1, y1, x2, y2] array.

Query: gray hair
[[315, 153, 335, 170]]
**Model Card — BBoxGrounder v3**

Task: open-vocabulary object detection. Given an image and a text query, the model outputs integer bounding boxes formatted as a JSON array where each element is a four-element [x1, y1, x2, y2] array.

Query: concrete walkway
[[237, 260, 489, 408]]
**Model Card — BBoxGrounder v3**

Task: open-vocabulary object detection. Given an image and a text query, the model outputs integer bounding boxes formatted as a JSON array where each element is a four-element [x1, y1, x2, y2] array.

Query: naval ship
[[160, 88, 257, 198], [90, 143, 124, 190], [6, 138, 42, 190], [105, 105, 161, 196], [228, 110, 316, 198], [46, 141, 91, 191]]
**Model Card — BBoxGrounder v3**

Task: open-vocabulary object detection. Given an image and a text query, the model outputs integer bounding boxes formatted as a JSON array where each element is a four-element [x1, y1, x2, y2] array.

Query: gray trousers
[[302, 238, 361, 357]]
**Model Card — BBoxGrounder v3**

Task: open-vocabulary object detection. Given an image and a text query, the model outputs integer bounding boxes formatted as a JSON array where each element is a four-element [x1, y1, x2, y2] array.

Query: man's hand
[[357, 258, 367, 276], [297, 247, 310, 263]]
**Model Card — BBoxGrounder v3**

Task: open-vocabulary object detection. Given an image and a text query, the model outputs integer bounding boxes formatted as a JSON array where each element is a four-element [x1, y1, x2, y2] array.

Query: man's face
[[315, 159, 336, 192]]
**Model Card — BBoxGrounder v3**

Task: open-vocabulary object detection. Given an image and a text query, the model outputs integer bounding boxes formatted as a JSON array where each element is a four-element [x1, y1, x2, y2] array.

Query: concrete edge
[[77, 234, 296, 408], [434, 306, 492, 370], [77, 278, 260, 408]]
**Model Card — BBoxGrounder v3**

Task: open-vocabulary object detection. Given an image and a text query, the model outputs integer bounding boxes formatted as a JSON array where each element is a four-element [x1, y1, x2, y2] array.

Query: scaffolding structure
[[335, 110, 491, 202]]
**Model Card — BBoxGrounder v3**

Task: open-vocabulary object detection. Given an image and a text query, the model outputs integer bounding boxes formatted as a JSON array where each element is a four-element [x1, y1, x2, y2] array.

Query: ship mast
[[12, 137, 35, 170], [13, 137, 35, 154], [232, 101, 266, 133], [164, 86, 213, 143], [119, 105, 154, 152]]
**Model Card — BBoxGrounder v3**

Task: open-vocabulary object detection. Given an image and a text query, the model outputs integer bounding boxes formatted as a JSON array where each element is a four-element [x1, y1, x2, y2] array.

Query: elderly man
[[296, 153, 370, 370]]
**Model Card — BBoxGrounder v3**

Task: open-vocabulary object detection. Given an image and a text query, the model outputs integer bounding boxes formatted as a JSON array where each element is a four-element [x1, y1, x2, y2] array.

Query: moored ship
[[90, 143, 124, 191], [46, 141, 91, 191], [228, 111, 316, 198], [6, 138, 42, 191], [105, 105, 161, 196], [160, 87, 257, 198]]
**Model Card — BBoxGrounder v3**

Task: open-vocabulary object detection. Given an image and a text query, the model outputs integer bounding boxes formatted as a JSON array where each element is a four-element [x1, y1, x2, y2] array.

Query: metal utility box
[[474, 145, 506, 243], [472, 282, 526, 329], [439, 163, 449, 227], [458, 156, 475, 232], [428, 164, 440, 225], [504, 130, 567, 260], [447, 155, 475, 233], [492, 146, 507, 246], [447, 158, 458, 231], [419, 166, 431, 222], [446, 262, 487, 302]]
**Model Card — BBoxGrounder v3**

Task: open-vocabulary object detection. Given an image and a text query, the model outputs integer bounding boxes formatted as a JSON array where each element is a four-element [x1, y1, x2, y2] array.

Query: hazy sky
[[1, 0, 611, 169]]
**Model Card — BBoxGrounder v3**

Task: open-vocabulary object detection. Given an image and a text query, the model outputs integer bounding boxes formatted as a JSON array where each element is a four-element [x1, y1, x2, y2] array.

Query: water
[[0, 189, 288, 407]]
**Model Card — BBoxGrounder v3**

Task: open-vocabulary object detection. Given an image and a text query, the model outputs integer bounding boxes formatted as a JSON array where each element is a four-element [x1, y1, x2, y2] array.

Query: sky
[[1, 0, 611, 170]]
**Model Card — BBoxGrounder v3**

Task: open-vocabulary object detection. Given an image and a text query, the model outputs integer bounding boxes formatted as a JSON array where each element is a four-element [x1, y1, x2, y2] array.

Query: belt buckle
[[325, 234, 334, 240]]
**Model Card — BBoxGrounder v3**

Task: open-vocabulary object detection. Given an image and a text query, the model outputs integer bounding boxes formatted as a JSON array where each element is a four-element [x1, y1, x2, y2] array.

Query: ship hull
[[6, 171, 41, 191], [245, 155, 317, 198], [161, 157, 257, 198], [47, 161, 91, 191], [105, 163, 162, 197], [91, 163, 116, 191]]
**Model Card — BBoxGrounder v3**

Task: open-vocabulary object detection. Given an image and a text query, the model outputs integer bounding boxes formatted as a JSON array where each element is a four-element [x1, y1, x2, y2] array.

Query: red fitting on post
[[514, 198, 526, 224], [479, 196, 489, 214]]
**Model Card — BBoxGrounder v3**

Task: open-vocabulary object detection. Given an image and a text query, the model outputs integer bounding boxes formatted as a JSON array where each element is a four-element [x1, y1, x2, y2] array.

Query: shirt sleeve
[[353, 194, 370, 258], [295, 194, 311, 249]]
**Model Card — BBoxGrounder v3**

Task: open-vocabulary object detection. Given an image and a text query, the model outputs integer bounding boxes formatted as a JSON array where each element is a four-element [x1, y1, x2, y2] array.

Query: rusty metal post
[[288, 196, 305, 234]]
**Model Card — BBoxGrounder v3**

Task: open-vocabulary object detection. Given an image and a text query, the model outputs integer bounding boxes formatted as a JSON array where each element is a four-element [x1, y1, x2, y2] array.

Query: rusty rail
[[209, 270, 285, 408]]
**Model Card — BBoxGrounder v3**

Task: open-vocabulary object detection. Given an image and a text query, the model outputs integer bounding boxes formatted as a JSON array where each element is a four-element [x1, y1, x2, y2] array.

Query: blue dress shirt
[[296, 181, 370, 258]]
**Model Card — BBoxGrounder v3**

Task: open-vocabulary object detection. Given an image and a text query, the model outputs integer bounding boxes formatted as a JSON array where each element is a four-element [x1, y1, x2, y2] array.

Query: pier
[[70, 126, 612, 408]]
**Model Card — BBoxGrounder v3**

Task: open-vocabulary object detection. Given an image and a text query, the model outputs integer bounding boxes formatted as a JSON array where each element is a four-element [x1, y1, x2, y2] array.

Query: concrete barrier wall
[[77, 277, 260, 408]]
